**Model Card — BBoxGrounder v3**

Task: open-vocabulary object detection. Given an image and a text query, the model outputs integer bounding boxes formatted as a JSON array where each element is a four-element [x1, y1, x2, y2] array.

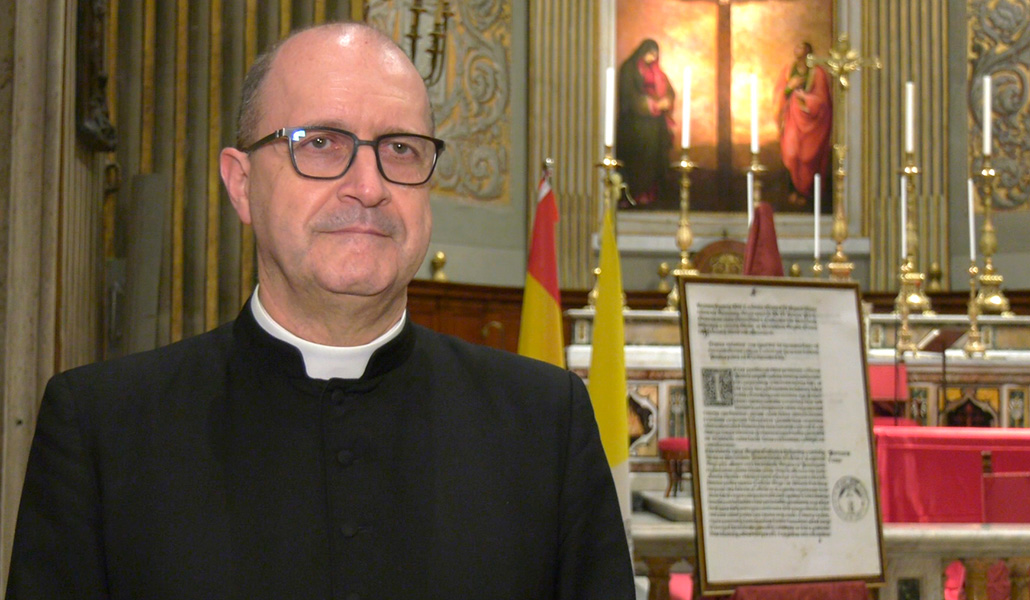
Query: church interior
[[2, 0, 1030, 598]]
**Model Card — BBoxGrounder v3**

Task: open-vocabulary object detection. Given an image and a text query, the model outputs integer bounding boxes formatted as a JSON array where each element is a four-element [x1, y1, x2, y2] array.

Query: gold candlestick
[[895, 276, 917, 356], [975, 156, 1013, 316], [895, 154, 933, 315], [809, 35, 881, 282], [666, 148, 698, 311], [587, 146, 625, 308], [964, 261, 987, 357]]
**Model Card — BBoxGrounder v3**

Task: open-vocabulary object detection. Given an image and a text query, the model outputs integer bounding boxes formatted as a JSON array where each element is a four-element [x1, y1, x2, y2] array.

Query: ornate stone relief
[[970, 0, 1030, 210], [367, 1, 512, 203]]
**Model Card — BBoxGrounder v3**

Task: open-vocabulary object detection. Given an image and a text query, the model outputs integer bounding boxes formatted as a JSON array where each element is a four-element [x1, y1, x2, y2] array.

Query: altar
[[565, 308, 1030, 466]]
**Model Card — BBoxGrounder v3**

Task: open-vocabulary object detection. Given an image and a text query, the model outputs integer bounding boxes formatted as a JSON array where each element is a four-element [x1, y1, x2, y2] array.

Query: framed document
[[677, 276, 884, 593]]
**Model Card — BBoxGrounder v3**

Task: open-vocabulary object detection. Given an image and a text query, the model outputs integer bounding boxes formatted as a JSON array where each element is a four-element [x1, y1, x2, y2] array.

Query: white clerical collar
[[250, 285, 406, 380]]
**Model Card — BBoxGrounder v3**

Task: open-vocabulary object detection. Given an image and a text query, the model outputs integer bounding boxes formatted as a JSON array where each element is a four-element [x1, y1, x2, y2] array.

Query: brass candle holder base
[[827, 247, 854, 281], [964, 263, 987, 357], [812, 260, 824, 278], [976, 264, 1013, 317], [895, 261, 934, 315]]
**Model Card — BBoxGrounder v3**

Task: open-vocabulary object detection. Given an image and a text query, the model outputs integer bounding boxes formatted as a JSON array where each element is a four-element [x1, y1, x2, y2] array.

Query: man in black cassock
[[7, 22, 634, 600]]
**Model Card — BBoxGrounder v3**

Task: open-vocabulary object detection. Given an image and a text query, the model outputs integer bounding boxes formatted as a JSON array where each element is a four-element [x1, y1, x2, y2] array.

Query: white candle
[[904, 81, 915, 154], [747, 171, 755, 226], [968, 178, 977, 262], [900, 175, 908, 258], [813, 173, 821, 260], [983, 75, 992, 156], [681, 67, 692, 149], [604, 67, 615, 148], [750, 73, 759, 154]]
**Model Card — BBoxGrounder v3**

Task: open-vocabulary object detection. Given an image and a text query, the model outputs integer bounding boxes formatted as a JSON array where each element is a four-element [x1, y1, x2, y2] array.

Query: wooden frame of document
[[676, 276, 885, 594]]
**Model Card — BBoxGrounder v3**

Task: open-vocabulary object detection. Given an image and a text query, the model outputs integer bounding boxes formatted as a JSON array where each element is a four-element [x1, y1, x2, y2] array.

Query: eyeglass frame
[[240, 126, 446, 186]]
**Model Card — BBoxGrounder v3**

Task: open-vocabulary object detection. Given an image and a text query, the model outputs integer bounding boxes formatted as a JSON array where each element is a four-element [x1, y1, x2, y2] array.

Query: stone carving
[[367, 1, 511, 203], [969, 0, 1030, 210], [77, 0, 117, 151]]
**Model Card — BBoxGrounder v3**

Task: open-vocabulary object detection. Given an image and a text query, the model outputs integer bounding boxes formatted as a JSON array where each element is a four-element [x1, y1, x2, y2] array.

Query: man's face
[[227, 29, 433, 309]]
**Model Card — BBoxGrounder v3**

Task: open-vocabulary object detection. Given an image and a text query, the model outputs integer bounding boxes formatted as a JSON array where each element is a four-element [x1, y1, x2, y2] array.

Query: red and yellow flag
[[517, 168, 565, 367]]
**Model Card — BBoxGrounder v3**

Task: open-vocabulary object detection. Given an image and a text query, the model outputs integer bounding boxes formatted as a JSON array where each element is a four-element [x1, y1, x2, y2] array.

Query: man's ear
[[220, 147, 252, 225]]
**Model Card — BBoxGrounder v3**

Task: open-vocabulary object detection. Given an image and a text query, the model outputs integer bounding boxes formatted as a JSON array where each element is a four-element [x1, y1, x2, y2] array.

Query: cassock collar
[[249, 287, 405, 380], [233, 293, 417, 385]]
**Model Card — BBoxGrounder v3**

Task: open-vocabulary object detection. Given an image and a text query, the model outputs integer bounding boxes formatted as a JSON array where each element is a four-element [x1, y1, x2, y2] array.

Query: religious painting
[[1007, 388, 1026, 428], [628, 383, 659, 457], [939, 386, 1000, 427], [665, 383, 688, 438], [615, 0, 834, 216]]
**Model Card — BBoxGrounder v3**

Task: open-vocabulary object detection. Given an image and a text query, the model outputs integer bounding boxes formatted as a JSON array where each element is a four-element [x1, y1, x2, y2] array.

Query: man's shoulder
[[54, 320, 236, 392], [410, 323, 578, 387]]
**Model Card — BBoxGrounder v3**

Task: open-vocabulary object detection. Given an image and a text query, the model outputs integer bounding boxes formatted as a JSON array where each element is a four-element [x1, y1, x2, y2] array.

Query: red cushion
[[669, 573, 693, 600], [658, 437, 691, 453]]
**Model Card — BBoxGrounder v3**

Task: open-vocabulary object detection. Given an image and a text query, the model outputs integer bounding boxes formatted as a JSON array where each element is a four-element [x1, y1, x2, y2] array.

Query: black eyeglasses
[[241, 126, 446, 186]]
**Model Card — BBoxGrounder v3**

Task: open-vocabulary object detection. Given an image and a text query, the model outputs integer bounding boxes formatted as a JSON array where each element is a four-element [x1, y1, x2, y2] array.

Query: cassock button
[[340, 522, 359, 538], [330, 389, 346, 404], [337, 449, 354, 466]]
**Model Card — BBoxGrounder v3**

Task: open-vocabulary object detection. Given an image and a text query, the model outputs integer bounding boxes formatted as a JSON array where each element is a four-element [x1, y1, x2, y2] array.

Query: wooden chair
[[657, 437, 691, 498]]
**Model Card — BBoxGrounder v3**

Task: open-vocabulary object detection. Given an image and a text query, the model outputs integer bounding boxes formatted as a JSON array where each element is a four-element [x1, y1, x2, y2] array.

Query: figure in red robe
[[775, 41, 833, 205]]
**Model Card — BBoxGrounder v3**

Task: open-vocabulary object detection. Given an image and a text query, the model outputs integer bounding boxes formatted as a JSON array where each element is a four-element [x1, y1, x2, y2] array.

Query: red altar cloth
[[876, 426, 1030, 523]]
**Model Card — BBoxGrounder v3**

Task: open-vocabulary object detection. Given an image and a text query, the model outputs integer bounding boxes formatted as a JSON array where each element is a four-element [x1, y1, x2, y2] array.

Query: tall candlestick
[[750, 73, 759, 154], [813, 173, 821, 260], [900, 174, 907, 258], [604, 67, 615, 148], [747, 171, 755, 226], [904, 81, 915, 154], [983, 75, 992, 156], [968, 177, 976, 262], [681, 67, 692, 148]]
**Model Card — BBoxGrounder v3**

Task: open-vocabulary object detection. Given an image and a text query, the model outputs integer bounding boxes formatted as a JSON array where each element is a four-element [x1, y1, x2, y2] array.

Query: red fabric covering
[[876, 426, 1030, 522], [743, 202, 784, 276], [731, 581, 867, 600], [872, 416, 920, 428], [944, 560, 966, 600], [670, 573, 693, 600], [986, 559, 1011, 600], [982, 472, 1030, 523], [868, 364, 908, 401], [658, 437, 691, 453]]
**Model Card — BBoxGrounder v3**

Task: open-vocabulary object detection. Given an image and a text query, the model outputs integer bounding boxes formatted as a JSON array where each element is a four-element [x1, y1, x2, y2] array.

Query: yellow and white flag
[[587, 204, 631, 526]]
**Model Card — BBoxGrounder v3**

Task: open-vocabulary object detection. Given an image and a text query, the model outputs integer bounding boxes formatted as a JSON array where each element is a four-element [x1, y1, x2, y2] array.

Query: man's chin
[[318, 272, 402, 300]]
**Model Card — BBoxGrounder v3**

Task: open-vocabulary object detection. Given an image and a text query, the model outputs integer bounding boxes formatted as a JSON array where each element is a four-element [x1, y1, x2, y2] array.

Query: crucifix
[[807, 34, 881, 280]]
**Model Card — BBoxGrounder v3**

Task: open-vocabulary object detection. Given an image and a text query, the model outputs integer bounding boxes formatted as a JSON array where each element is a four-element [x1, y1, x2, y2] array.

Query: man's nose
[[338, 144, 388, 206]]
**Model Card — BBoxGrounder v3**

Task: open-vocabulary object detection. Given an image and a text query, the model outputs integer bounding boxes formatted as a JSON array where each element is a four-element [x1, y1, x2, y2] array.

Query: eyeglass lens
[[290, 129, 438, 184]]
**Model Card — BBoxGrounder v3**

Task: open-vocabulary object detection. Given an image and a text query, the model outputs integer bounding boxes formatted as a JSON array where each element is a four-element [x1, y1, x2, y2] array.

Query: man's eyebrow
[[300, 121, 429, 137]]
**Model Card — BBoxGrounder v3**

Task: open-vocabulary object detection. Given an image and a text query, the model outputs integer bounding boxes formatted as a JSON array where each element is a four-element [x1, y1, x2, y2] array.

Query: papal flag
[[517, 165, 565, 367], [587, 202, 631, 530]]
